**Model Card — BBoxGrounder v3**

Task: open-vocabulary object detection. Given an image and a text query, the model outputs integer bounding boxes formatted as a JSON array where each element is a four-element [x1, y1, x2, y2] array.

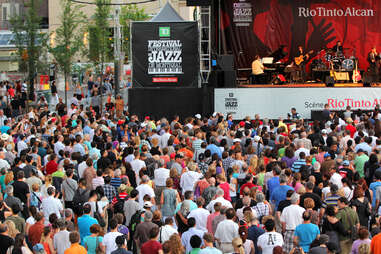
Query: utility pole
[[114, 0, 121, 97]]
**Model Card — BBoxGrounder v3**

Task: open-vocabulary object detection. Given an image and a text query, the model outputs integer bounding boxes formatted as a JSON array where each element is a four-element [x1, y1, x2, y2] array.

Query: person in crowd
[[64, 232, 87, 254]]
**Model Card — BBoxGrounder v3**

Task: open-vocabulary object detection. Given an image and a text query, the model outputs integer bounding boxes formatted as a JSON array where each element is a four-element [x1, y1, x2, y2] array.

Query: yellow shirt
[[252, 59, 264, 75], [64, 243, 87, 254]]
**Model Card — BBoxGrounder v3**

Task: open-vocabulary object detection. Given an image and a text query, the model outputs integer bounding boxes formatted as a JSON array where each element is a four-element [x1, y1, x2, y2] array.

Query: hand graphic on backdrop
[[306, 18, 336, 54]]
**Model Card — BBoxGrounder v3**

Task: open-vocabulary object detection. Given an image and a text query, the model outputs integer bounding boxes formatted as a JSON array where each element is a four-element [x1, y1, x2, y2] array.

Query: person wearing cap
[[134, 210, 158, 249], [53, 218, 71, 254], [336, 197, 359, 254], [321, 152, 335, 177], [41, 186, 63, 224], [338, 160, 354, 181], [111, 235, 132, 254], [354, 149, 369, 178]]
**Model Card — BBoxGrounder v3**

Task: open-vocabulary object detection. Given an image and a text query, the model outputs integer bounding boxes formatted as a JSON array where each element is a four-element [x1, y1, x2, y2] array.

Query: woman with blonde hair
[[4, 220, 19, 238], [232, 237, 245, 254], [4, 171, 14, 186], [168, 234, 184, 254], [41, 174, 53, 198], [247, 155, 258, 175]]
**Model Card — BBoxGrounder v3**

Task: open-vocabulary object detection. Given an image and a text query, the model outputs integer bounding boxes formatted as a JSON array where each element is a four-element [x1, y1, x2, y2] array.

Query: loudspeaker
[[209, 70, 236, 88], [217, 55, 234, 71], [186, 0, 211, 6], [325, 76, 335, 87]]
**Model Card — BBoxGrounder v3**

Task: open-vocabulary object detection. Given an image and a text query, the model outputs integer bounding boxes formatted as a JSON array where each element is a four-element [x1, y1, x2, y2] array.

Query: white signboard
[[215, 88, 381, 119]]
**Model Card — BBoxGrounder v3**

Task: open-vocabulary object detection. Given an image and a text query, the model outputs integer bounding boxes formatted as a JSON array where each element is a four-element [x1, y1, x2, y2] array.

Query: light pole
[[114, 0, 121, 98]]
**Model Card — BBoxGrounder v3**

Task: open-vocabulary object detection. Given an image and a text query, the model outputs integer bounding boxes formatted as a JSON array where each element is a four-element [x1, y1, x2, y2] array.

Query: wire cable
[[68, 0, 156, 5]]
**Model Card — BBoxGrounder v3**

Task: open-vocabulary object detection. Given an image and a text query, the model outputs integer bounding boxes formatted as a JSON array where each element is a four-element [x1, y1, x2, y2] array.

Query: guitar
[[352, 59, 361, 83], [294, 50, 314, 66]]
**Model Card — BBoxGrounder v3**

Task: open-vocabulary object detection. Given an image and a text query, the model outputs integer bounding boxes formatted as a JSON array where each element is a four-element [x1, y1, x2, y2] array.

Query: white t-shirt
[[257, 232, 284, 254], [188, 208, 210, 232], [130, 159, 146, 175], [280, 205, 305, 230], [102, 231, 123, 254], [136, 184, 155, 207]]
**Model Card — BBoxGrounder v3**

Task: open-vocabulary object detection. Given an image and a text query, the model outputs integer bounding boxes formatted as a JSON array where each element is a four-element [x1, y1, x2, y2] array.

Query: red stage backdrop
[[219, 0, 381, 71]]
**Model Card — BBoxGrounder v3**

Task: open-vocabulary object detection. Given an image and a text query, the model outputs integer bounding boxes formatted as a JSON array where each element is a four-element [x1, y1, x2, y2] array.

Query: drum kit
[[314, 47, 357, 71]]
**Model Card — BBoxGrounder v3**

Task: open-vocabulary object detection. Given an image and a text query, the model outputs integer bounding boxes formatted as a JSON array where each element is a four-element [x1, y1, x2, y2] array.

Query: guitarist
[[295, 46, 310, 82]]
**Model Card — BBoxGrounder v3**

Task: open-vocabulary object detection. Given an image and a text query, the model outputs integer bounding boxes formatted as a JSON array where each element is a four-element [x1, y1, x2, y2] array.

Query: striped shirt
[[291, 159, 306, 172], [110, 177, 122, 189], [322, 194, 341, 208]]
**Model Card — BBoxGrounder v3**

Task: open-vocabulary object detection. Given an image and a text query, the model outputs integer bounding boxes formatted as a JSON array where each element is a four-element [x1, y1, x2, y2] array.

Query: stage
[[238, 82, 381, 88]]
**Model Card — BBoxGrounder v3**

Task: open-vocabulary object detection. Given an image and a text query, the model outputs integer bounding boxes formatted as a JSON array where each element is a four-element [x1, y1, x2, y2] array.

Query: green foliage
[[49, 0, 86, 79], [10, 0, 48, 94], [88, 0, 112, 69], [120, 4, 149, 62]]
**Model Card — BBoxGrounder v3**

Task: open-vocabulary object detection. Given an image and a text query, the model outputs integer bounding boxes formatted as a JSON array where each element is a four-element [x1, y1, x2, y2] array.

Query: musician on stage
[[295, 46, 309, 82], [251, 55, 266, 84], [368, 46, 379, 82], [332, 41, 343, 56]]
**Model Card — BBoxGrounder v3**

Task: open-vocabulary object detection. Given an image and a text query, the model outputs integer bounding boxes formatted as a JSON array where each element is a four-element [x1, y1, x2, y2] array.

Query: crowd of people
[[2, 80, 381, 254]]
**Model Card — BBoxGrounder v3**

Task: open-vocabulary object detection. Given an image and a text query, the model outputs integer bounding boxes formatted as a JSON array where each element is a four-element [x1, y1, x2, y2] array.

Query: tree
[[49, 0, 86, 107], [11, 0, 48, 100], [120, 4, 149, 62]]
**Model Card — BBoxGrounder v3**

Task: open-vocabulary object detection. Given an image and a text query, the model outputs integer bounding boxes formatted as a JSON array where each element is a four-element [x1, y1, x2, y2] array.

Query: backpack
[[72, 189, 89, 215], [113, 195, 127, 214], [30, 192, 42, 209], [129, 210, 145, 234]]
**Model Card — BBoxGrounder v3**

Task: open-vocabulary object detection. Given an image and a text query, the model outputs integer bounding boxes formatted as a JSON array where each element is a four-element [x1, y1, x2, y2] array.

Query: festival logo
[[147, 39, 183, 74], [225, 92, 239, 114], [233, 0, 252, 27]]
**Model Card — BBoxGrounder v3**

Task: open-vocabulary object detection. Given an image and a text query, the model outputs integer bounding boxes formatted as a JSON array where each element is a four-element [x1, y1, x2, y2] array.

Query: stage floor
[[239, 82, 381, 88]]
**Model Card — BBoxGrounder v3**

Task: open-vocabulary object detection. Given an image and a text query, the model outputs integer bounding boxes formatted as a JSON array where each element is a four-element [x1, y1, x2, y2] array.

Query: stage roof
[[150, 2, 184, 22]]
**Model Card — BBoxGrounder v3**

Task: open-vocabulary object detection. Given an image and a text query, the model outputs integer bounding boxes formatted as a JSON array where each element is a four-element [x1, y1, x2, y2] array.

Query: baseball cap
[[342, 160, 350, 166], [233, 138, 241, 143], [33, 244, 44, 253], [144, 201, 153, 208], [239, 121, 245, 127], [324, 152, 331, 158], [195, 114, 201, 119]]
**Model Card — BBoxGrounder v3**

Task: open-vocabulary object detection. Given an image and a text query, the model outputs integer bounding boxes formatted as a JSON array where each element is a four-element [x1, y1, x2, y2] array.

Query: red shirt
[[240, 183, 255, 195], [46, 160, 58, 175], [345, 124, 356, 138], [218, 182, 231, 201], [141, 240, 162, 254], [28, 221, 44, 245]]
